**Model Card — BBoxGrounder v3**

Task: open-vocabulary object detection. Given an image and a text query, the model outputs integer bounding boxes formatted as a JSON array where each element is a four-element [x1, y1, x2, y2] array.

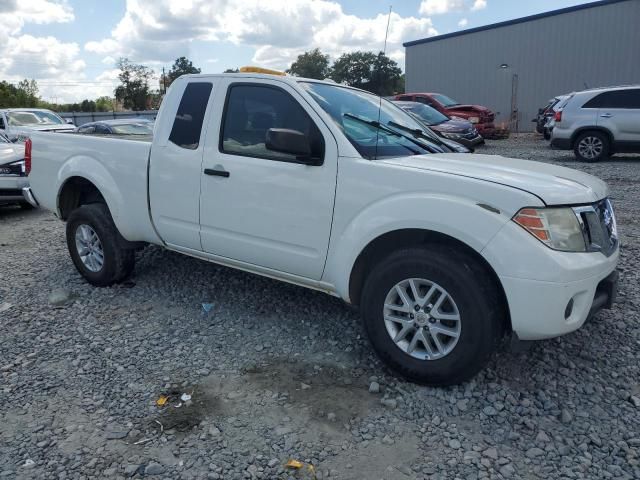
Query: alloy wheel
[[383, 278, 461, 360], [75, 224, 105, 272]]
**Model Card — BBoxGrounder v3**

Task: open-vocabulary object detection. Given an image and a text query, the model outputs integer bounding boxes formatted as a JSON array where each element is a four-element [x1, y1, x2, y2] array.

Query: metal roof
[[404, 0, 633, 47]]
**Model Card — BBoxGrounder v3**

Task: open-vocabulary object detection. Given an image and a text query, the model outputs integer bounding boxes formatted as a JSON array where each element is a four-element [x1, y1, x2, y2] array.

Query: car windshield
[[301, 82, 443, 159], [7, 110, 65, 126], [431, 94, 459, 107], [399, 103, 449, 125], [111, 123, 153, 135]]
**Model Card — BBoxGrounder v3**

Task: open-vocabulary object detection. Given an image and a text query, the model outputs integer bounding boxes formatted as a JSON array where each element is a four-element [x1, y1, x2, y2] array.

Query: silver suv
[[551, 85, 640, 162]]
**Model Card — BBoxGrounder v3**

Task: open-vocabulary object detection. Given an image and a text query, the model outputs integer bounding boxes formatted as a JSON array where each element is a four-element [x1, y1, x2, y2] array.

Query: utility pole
[[162, 67, 166, 94]]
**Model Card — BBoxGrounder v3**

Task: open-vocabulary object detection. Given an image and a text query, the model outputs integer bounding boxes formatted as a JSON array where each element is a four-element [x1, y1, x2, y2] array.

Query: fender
[[56, 155, 160, 243], [324, 192, 514, 302]]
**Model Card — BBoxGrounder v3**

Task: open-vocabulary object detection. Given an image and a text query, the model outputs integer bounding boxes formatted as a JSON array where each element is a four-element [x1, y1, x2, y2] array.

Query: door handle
[[204, 168, 230, 178], [600, 113, 613, 118]]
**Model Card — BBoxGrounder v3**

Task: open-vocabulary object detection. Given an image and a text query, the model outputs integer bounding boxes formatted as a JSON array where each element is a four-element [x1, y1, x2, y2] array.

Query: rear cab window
[[169, 82, 214, 149]]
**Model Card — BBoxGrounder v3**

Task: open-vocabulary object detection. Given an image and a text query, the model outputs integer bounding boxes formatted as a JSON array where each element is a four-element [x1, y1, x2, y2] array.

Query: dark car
[[394, 93, 495, 136], [393, 101, 484, 149], [76, 119, 154, 136]]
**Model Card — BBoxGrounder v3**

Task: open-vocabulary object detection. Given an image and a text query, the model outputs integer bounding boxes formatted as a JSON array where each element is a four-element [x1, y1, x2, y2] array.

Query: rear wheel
[[574, 131, 609, 162], [361, 247, 503, 386], [66, 203, 135, 286]]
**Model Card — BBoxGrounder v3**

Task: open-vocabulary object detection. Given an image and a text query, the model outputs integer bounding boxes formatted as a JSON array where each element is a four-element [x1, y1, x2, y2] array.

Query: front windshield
[[7, 110, 65, 126], [301, 82, 441, 159], [431, 93, 459, 107], [111, 123, 153, 135], [400, 103, 449, 125]]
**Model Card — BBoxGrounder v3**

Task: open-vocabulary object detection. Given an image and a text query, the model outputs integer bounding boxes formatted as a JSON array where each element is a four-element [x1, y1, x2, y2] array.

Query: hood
[[382, 153, 608, 205], [431, 118, 474, 133], [446, 105, 491, 115], [0, 142, 24, 166]]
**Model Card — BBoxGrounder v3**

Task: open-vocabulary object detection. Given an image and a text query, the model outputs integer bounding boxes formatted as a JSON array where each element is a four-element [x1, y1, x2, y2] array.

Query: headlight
[[513, 207, 586, 252], [468, 116, 480, 124]]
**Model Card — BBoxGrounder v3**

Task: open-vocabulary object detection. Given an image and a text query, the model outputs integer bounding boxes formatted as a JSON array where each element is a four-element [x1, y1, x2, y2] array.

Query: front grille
[[576, 199, 618, 256]]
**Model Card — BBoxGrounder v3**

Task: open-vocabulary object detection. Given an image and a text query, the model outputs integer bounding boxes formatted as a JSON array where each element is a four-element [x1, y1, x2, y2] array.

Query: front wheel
[[361, 247, 504, 386], [66, 203, 135, 286]]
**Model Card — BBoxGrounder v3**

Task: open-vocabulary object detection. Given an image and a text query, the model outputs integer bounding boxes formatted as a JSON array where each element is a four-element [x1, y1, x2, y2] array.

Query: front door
[[199, 79, 338, 280]]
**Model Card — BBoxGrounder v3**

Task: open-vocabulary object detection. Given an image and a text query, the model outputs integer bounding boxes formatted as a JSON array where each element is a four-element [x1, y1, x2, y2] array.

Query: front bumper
[[482, 220, 619, 341], [457, 135, 485, 148]]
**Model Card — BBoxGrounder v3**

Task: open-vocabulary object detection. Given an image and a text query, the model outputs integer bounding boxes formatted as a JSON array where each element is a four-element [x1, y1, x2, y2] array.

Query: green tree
[[115, 57, 153, 111], [330, 51, 402, 96], [167, 57, 201, 83], [286, 48, 331, 79], [95, 96, 114, 112], [80, 99, 97, 112]]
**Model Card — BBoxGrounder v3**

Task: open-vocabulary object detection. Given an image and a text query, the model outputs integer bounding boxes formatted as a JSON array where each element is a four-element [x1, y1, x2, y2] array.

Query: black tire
[[574, 131, 609, 162], [543, 128, 551, 141], [66, 203, 135, 287], [361, 246, 504, 386]]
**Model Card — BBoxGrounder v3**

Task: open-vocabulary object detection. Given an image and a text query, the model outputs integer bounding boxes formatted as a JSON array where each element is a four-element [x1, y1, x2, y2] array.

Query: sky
[[0, 0, 599, 103]]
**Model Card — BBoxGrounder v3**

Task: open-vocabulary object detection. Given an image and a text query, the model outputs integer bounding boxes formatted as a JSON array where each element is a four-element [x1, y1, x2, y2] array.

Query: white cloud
[[0, 1, 122, 103], [85, 0, 438, 71], [419, 0, 465, 16], [419, 0, 487, 15], [458, 18, 468, 28]]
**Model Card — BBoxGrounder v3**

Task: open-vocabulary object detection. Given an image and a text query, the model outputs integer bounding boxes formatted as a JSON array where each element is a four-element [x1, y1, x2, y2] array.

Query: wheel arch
[[347, 228, 512, 332], [58, 176, 107, 221], [570, 127, 614, 149]]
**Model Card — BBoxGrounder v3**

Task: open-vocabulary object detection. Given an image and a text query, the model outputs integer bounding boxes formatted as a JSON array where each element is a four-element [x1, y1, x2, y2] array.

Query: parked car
[[393, 100, 484, 149], [535, 95, 569, 140], [551, 85, 640, 162], [394, 92, 495, 135], [0, 108, 75, 142], [76, 119, 154, 136], [26, 71, 619, 386], [0, 132, 32, 208]]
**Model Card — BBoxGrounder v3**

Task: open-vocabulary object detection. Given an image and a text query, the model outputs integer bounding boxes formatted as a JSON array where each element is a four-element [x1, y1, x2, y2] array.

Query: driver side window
[[0, 116, 4, 129], [220, 84, 324, 163]]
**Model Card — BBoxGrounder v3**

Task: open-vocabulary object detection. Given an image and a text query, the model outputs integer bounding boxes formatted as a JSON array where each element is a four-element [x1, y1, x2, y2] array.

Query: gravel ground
[[1, 134, 639, 480]]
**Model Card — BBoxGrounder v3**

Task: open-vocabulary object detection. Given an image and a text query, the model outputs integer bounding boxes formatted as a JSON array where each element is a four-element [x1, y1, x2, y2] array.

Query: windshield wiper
[[343, 114, 436, 155], [387, 121, 450, 150]]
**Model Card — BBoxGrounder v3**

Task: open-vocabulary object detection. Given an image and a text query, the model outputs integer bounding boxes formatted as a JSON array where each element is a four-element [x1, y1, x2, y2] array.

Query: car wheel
[[543, 128, 551, 140], [66, 203, 135, 286], [361, 246, 504, 386], [574, 131, 609, 162]]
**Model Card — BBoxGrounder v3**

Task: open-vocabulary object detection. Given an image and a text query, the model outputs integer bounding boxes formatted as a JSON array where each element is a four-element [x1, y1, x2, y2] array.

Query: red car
[[394, 92, 495, 135]]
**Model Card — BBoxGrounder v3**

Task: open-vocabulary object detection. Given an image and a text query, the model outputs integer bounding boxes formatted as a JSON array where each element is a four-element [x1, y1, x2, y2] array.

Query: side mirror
[[266, 128, 318, 164]]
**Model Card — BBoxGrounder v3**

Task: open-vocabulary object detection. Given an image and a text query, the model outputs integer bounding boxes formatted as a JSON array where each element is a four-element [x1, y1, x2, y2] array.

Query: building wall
[[405, 0, 640, 131]]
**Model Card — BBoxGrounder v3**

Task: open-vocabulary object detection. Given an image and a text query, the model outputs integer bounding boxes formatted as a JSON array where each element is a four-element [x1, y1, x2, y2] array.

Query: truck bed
[[28, 131, 160, 244]]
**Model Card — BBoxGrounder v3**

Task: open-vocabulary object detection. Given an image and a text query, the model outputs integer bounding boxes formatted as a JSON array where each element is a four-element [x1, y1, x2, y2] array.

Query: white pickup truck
[[25, 72, 619, 385]]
